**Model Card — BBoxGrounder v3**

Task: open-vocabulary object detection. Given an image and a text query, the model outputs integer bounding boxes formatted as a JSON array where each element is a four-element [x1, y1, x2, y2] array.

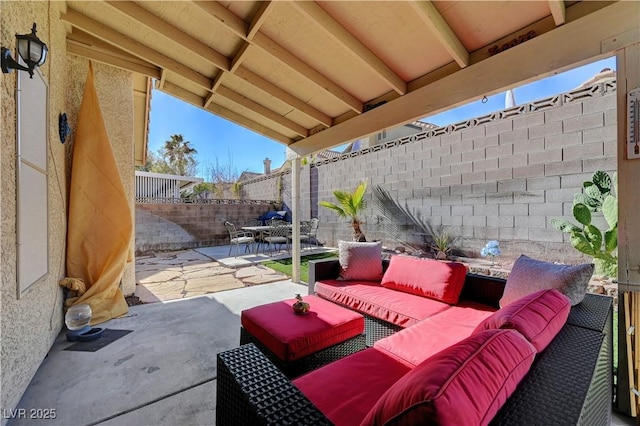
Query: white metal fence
[[135, 171, 203, 202]]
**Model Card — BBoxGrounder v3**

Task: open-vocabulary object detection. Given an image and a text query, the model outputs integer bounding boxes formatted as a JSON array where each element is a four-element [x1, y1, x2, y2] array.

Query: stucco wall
[[1, 2, 67, 416], [1, 2, 136, 416]]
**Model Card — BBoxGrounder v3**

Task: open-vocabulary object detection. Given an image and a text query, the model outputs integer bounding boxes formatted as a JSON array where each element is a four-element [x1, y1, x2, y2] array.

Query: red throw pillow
[[361, 329, 536, 426], [474, 289, 571, 352], [381, 256, 467, 304]]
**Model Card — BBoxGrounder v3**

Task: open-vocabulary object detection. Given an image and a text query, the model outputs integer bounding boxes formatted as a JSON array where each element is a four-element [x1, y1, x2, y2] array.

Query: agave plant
[[550, 171, 617, 277], [372, 185, 458, 257], [320, 182, 368, 242]]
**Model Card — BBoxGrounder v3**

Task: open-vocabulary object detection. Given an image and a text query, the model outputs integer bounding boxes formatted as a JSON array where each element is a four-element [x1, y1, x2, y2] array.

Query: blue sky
[[147, 56, 616, 178]]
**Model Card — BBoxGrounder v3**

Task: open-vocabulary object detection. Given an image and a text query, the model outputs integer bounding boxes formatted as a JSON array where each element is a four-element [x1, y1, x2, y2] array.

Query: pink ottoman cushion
[[241, 295, 364, 361]]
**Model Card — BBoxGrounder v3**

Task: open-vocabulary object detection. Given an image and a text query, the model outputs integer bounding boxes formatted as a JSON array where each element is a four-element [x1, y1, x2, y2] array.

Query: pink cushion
[[374, 317, 475, 368], [338, 240, 383, 281], [241, 295, 364, 361], [474, 289, 571, 352], [315, 280, 449, 328], [374, 302, 497, 367], [294, 348, 411, 426], [381, 256, 468, 304], [429, 300, 498, 324], [361, 329, 536, 426]]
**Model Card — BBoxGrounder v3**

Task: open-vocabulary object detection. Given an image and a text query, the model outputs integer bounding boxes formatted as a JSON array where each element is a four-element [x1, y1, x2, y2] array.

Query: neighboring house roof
[[576, 68, 616, 89], [408, 120, 439, 130], [238, 171, 262, 182], [342, 120, 438, 153], [315, 150, 342, 160], [267, 149, 342, 174]]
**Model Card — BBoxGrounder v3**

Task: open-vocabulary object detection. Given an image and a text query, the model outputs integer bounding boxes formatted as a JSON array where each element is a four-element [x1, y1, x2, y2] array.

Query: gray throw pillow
[[500, 255, 593, 307], [338, 240, 383, 281]]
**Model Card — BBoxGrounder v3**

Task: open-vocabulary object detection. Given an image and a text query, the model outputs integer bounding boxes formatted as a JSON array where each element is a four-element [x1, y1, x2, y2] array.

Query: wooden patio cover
[[62, 1, 639, 158]]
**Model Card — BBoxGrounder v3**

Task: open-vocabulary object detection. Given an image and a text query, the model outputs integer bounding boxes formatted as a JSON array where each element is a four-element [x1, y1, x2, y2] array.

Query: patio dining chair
[[306, 218, 320, 248], [224, 221, 254, 257], [288, 220, 311, 249], [244, 218, 264, 251], [262, 219, 290, 255]]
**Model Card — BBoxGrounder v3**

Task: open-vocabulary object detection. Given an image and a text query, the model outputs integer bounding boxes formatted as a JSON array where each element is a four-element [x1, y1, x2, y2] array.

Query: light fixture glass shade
[[65, 304, 92, 330], [15, 23, 48, 73], [17, 38, 43, 64], [1, 23, 47, 77]]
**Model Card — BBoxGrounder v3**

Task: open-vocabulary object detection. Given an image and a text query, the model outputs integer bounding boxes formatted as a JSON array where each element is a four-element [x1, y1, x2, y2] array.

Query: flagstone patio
[[134, 246, 336, 303]]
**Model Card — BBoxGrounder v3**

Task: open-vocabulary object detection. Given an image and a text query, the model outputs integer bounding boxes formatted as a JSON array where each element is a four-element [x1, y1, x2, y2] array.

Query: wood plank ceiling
[[62, 1, 634, 157]]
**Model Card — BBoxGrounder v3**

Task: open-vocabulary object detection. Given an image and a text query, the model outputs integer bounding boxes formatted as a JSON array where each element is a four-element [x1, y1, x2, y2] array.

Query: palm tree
[[320, 181, 368, 242], [162, 134, 198, 176]]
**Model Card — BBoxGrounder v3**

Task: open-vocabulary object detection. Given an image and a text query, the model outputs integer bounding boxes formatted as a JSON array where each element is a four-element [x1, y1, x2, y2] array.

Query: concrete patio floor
[[12, 280, 307, 426]]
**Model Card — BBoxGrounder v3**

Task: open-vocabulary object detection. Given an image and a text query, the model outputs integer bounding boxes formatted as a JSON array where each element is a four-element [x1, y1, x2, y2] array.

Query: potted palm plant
[[320, 181, 368, 242]]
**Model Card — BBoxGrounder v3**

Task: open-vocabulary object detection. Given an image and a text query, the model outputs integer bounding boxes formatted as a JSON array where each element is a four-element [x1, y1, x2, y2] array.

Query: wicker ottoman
[[240, 295, 366, 378]]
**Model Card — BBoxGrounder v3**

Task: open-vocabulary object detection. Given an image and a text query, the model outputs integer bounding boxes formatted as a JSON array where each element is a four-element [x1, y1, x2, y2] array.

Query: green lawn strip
[[262, 252, 338, 283]]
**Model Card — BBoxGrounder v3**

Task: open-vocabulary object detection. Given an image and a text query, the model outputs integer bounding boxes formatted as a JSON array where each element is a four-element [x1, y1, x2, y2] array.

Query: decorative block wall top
[[302, 81, 615, 169]]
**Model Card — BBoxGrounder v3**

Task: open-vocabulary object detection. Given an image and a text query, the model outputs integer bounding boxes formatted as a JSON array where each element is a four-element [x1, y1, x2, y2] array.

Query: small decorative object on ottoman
[[293, 294, 310, 315], [240, 295, 365, 377]]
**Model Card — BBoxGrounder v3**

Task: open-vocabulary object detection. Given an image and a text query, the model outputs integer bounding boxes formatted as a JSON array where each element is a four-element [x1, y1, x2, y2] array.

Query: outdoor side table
[[240, 295, 365, 378]]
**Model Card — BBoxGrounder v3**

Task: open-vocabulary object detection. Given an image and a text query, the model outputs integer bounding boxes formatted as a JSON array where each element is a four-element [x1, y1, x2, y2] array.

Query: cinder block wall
[[243, 82, 617, 264], [135, 202, 273, 254], [242, 174, 282, 201]]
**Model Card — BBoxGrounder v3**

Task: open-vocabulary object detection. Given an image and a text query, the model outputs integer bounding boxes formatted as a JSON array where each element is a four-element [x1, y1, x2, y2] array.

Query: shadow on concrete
[[13, 280, 307, 426]]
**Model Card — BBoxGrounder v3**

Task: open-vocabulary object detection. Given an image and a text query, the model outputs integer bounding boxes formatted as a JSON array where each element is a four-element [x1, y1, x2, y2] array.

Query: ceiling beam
[[67, 40, 162, 79], [61, 8, 213, 90], [216, 86, 309, 138], [233, 67, 332, 127], [290, 0, 639, 156], [193, 0, 363, 113], [158, 69, 168, 90], [407, 0, 609, 94], [291, 1, 407, 95], [105, 0, 330, 129], [205, 103, 294, 146], [193, 1, 248, 39], [251, 32, 363, 113], [160, 81, 293, 145], [230, 42, 251, 73], [408, 1, 469, 68], [248, 1, 275, 40], [68, 29, 162, 69], [548, 0, 566, 26], [104, 1, 231, 72]]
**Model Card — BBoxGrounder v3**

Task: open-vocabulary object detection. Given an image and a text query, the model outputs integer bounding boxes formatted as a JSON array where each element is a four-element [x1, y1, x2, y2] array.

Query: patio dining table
[[242, 224, 293, 254]]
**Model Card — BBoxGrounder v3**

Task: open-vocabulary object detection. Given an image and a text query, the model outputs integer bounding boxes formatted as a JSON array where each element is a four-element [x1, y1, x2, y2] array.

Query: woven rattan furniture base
[[240, 327, 365, 378], [217, 343, 331, 426], [218, 293, 612, 426]]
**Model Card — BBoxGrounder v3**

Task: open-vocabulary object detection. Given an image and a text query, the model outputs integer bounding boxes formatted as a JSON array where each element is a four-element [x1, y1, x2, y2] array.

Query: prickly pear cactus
[[550, 171, 617, 277]]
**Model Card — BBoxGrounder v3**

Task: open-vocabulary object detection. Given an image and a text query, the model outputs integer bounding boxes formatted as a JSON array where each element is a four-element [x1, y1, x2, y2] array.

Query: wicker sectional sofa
[[217, 257, 613, 425]]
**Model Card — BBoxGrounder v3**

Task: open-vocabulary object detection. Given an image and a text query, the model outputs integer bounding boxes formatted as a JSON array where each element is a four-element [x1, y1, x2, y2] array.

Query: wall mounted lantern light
[[1, 23, 48, 78]]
